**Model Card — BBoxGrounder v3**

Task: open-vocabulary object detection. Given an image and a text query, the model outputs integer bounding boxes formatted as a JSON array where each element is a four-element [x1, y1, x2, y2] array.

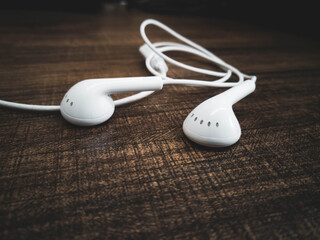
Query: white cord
[[140, 19, 256, 87], [0, 19, 256, 111], [0, 100, 60, 111]]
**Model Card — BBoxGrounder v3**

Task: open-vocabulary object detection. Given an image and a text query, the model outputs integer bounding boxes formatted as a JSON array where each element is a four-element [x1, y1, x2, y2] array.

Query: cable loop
[[0, 19, 257, 110]]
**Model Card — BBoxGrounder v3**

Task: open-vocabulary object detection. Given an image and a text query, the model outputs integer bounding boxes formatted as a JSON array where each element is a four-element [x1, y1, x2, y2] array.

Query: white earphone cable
[[0, 100, 60, 111], [115, 19, 256, 106], [140, 19, 256, 87], [0, 19, 256, 110]]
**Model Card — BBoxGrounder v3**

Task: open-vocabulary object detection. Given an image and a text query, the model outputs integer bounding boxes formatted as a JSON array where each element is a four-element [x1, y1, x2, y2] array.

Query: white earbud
[[60, 76, 163, 126], [183, 80, 256, 147]]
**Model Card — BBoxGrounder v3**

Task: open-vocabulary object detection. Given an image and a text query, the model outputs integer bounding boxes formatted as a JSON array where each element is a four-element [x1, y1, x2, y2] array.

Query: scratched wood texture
[[0, 9, 319, 240]]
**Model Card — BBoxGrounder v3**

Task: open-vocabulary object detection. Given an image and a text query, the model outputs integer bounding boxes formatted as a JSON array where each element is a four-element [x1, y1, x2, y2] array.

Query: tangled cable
[[115, 19, 256, 106], [0, 19, 256, 110]]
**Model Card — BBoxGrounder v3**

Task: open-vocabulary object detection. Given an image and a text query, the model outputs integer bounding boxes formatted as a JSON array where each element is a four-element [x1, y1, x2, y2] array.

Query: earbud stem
[[218, 80, 256, 105], [84, 76, 163, 94]]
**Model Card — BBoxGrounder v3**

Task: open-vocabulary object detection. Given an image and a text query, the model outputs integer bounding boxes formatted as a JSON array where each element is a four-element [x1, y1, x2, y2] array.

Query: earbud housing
[[60, 76, 163, 126], [183, 80, 256, 147]]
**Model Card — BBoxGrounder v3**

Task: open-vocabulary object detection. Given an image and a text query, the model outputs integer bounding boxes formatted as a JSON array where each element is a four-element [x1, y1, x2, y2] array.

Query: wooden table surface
[[0, 8, 319, 239]]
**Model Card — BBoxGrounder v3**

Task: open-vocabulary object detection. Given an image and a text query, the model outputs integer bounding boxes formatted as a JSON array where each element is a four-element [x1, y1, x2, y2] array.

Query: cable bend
[[0, 19, 256, 111]]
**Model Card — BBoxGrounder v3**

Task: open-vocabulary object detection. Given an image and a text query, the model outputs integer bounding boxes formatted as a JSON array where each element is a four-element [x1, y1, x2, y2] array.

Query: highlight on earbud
[[60, 76, 163, 126], [183, 80, 256, 147]]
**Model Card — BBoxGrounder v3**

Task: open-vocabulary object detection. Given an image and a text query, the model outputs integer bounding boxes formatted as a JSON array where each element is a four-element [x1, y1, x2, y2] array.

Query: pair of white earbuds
[[0, 19, 257, 148]]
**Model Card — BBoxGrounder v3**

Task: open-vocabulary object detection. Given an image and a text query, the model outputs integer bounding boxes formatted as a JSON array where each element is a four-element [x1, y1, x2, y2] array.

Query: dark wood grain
[[0, 8, 319, 240]]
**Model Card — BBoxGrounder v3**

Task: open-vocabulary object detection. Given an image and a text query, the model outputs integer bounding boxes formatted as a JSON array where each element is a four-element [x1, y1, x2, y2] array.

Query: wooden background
[[0, 8, 319, 239]]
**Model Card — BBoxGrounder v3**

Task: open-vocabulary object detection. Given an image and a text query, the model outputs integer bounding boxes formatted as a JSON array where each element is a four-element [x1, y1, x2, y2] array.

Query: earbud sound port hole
[[66, 99, 69, 102], [208, 121, 211, 127], [200, 120, 203, 124], [191, 113, 194, 117], [216, 122, 219, 127], [194, 117, 197, 121], [70, 102, 73, 106]]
